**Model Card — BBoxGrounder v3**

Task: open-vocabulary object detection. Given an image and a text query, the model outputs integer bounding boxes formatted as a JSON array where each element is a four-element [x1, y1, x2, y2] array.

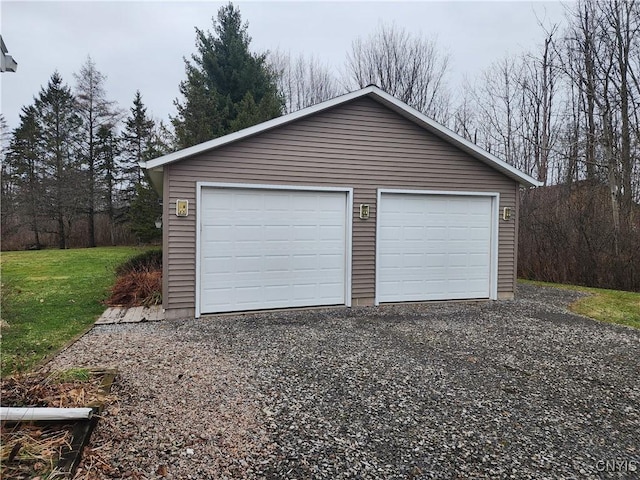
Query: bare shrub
[[107, 249, 163, 307], [519, 181, 640, 292], [106, 268, 162, 307]]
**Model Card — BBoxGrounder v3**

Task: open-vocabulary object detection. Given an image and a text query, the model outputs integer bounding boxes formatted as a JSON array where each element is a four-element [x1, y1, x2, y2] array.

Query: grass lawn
[[519, 279, 640, 329], [1, 247, 150, 376]]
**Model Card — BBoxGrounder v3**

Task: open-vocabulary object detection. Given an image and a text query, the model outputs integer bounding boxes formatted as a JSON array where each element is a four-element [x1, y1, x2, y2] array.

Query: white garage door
[[377, 192, 495, 303], [199, 186, 349, 314]]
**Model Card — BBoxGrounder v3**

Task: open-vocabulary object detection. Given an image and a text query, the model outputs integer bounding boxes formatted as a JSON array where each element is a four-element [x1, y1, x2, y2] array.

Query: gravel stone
[[49, 284, 640, 479]]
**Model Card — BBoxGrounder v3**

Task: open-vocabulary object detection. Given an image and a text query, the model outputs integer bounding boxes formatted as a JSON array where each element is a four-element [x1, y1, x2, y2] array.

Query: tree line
[[2, 1, 639, 291], [1, 66, 169, 249]]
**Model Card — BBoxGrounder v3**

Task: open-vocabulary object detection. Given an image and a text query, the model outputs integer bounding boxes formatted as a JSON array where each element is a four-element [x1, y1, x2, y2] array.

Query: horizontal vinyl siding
[[166, 97, 518, 311]]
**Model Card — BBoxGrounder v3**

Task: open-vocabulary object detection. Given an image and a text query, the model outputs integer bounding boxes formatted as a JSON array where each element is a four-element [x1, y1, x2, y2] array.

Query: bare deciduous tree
[[516, 0, 640, 290], [469, 56, 526, 170], [345, 23, 450, 121], [451, 83, 478, 143], [270, 50, 341, 113], [74, 56, 120, 247], [563, 0, 602, 180], [519, 27, 560, 185], [598, 0, 640, 231]]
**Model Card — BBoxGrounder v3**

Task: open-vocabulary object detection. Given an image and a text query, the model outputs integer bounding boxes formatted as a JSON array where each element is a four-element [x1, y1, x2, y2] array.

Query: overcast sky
[[1, 1, 567, 132]]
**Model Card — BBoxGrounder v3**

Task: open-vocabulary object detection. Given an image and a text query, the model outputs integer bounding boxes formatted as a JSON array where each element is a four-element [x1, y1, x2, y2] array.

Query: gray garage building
[[142, 86, 540, 319]]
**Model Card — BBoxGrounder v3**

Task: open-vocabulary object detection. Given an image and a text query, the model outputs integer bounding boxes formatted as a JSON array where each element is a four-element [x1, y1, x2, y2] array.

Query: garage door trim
[[195, 182, 353, 317], [375, 189, 499, 305]]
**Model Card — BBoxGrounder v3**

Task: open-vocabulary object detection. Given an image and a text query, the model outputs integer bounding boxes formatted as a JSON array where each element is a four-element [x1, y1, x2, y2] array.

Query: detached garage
[[142, 86, 540, 319]]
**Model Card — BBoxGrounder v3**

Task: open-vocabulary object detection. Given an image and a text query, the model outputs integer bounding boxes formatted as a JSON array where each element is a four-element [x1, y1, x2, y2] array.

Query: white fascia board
[[143, 87, 378, 170]]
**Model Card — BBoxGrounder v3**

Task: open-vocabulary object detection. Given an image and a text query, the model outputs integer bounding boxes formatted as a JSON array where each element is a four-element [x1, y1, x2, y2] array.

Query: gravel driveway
[[50, 285, 639, 479]]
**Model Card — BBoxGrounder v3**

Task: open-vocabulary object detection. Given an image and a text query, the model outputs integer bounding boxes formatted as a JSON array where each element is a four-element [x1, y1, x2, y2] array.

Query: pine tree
[[121, 91, 155, 191], [129, 182, 162, 244], [5, 106, 43, 247], [121, 92, 166, 244], [0, 114, 16, 237], [95, 124, 121, 245], [172, 2, 283, 148], [0, 109, 42, 244], [35, 72, 82, 249]]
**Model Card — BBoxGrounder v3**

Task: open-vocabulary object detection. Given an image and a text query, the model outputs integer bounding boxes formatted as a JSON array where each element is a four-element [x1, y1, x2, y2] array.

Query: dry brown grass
[[1, 370, 108, 409], [106, 268, 162, 308], [1, 424, 73, 477]]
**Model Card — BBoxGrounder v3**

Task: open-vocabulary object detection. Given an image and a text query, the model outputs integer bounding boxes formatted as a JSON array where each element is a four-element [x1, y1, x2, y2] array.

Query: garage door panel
[[317, 283, 344, 297], [449, 253, 470, 267], [235, 286, 262, 302], [469, 227, 490, 241], [263, 284, 290, 298], [319, 226, 345, 241], [237, 224, 262, 235], [291, 254, 318, 271], [449, 226, 471, 238], [293, 225, 318, 240], [378, 193, 493, 303], [200, 187, 348, 314], [379, 254, 401, 269], [262, 225, 288, 240], [235, 256, 261, 273], [264, 256, 289, 272], [469, 252, 490, 265], [319, 253, 344, 269], [399, 253, 421, 266], [426, 227, 447, 241], [403, 226, 425, 240]]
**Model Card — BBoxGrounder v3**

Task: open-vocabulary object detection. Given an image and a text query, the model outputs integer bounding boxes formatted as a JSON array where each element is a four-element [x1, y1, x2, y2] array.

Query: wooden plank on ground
[[95, 308, 119, 325], [122, 307, 143, 323], [111, 307, 126, 324], [97, 306, 164, 324]]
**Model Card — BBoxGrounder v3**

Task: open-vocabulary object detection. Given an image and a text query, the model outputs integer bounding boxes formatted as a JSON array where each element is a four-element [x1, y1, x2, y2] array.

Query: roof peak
[[142, 86, 540, 188]]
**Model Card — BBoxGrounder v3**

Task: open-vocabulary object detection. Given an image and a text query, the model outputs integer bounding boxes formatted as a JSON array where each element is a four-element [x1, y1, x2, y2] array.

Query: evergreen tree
[[35, 72, 82, 249], [128, 182, 162, 244], [95, 123, 121, 245], [121, 91, 155, 191], [74, 57, 119, 247], [5, 106, 43, 247], [172, 2, 283, 148], [0, 114, 15, 237], [121, 92, 167, 244]]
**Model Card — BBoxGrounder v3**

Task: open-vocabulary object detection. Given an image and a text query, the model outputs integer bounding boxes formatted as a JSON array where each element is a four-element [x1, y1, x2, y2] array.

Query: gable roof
[[141, 86, 541, 188]]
